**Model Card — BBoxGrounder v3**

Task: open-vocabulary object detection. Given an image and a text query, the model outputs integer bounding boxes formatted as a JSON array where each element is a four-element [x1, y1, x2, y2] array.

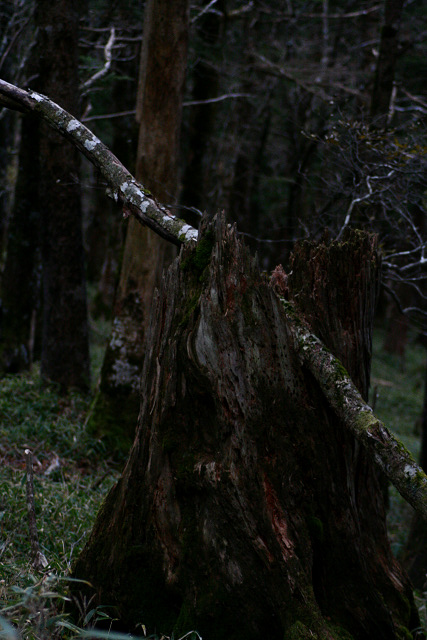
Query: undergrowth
[[0, 366, 120, 639], [0, 368, 199, 640]]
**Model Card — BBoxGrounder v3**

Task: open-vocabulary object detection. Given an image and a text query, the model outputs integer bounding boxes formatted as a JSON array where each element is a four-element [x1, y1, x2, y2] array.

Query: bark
[[86, 0, 189, 449], [36, 0, 90, 390], [73, 219, 421, 640]]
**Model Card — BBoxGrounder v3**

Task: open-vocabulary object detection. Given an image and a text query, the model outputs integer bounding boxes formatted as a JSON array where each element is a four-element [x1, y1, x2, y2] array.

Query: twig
[[81, 27, 115, 92], [183, 93, 252, 107], [25, 449, 48, 571], [191, 0, 219, 24], [83, 109, 136, 122]]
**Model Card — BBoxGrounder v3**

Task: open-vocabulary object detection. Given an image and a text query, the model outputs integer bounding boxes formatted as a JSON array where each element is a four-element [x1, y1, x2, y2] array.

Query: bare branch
[[83, 109, 136, 122], [336, 176, 374, 240], [400, 86, 427, 111], [191, 0, 219, 24], [258, 4, 381, 20], [183, 92, 252, 107], [81, 27, 115, 91], [0, 79, 198, 247], [254, 53, 333, 101], [300, 5, 382, 19]]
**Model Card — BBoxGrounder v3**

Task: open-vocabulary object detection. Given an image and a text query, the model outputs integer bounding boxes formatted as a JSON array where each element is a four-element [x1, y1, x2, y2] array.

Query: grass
[[0, 366, 121, 639], [0, 322, 425, 639]]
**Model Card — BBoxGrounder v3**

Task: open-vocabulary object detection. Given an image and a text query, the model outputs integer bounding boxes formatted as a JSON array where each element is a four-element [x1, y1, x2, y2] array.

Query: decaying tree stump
[[73, 217, 420, 640]]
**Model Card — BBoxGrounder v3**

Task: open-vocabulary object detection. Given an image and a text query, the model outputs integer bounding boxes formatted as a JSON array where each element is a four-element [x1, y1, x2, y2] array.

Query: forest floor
[[0, 321, 425, 639]]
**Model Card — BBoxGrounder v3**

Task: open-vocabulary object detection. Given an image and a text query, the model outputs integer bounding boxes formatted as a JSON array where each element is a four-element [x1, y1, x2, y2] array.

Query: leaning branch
[[0, 79, 198, 246], [281, 299, 427, 521]]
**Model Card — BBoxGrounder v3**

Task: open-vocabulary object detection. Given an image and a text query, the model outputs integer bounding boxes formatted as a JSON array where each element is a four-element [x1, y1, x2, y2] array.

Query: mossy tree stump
[[73, 217, 420, 640]]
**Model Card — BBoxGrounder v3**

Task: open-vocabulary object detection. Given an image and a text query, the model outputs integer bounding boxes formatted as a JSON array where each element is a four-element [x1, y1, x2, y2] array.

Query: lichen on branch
[[280, 297, 427, 521], [0, 79, 198, 247]]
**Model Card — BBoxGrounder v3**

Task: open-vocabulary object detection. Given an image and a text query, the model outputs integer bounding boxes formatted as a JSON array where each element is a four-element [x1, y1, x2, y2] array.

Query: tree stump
[[73, 216, 420, 639]]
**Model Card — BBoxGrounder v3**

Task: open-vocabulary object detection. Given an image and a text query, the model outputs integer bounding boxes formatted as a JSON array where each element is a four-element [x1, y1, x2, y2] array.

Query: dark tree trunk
[[0, 111, 15, 262], [0, 113, 41, 373], [0, 49, 42, 374], [370, 0, 405, 121], [180, 4, 224, 217], [73, 220, 420, 640], [86, 0, 189, 449], [37, 0, 90, 390]]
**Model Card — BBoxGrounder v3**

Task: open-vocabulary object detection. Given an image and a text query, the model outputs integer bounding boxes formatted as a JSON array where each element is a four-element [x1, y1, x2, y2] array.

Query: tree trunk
[[86, 0, 189, 449], [0, 46, 42, 374], [370, 0, 405, 121], [180, 3, 224, 217], [73, 220, 420, 640], [37, 0, 90, 390], [0, 113, 41, 373]]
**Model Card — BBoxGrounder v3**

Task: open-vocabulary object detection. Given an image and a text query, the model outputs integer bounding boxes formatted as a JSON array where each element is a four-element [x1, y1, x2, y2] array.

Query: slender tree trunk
[[0, 112, 41, 373], [86, 0, 189, 449], [73, 221, 420, 640], [0, 49, 42, 374], [37, 0, 90, 390], [0, 111, 15, 264], [180, 4, 224, 217], [371, 0, 405, 121]]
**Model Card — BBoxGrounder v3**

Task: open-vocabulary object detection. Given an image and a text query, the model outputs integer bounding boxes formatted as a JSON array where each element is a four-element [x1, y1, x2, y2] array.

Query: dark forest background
[[0, 1, 427, 639]]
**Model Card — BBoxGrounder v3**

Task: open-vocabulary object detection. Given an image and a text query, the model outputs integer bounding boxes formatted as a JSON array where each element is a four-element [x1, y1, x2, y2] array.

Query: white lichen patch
[[161, 211, 177, 224], [109, 318, 124, 350], [120, 182, 150, 214], [110, 358, 140, 391], [29, 91, 44, 103], [181, 224, 198, 242], [66, 118, 80, 133], [404, 464, 418, 479], [84, 138, 99, 151]]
